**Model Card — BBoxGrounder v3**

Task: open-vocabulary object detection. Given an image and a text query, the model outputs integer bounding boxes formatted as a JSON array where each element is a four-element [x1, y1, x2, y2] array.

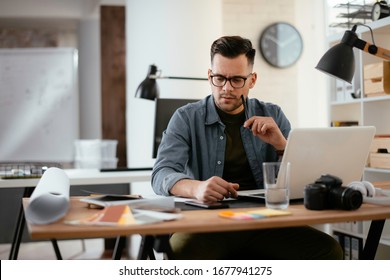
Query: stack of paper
[[65, 204, 182, 226], [80, 193, 176, 212]]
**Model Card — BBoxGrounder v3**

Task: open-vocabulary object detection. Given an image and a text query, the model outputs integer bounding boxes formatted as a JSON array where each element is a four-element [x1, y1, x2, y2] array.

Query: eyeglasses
[[210, 73, 253, 89]]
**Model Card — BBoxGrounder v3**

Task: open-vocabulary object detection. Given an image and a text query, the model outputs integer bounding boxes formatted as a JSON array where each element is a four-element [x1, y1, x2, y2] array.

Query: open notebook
[[238, 126, 376, 201]]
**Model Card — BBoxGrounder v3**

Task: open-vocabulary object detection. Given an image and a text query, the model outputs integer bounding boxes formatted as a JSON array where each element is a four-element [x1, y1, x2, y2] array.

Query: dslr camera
[[304, 174, 362, 210]]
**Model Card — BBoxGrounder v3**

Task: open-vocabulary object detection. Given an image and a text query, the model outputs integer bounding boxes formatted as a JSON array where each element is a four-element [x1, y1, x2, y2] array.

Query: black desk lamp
[[315, 24, 390, 83], [135, 64, 208, 100]]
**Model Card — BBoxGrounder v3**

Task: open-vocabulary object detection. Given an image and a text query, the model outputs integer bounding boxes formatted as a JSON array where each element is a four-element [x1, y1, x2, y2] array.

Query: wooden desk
[[23, 191, 390, 260], [3, 168, 152, 260]]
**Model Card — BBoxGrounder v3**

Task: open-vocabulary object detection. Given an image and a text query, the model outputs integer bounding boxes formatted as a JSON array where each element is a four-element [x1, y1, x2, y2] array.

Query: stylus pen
[[241, 95, 250, 122]]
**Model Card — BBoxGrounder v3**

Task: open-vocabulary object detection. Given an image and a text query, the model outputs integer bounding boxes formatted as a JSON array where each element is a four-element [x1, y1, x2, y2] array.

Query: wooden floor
[[0, 236, 162, 260], [0, 239, 106, 260]]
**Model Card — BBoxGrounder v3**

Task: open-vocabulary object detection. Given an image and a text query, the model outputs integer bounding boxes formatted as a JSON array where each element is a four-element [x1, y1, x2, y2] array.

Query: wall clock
[[371, 1, 390, 21], [259, 22, 303, 68]]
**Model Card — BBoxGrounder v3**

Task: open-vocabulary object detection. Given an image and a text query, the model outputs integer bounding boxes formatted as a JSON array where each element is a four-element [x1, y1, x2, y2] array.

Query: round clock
[[259, 22, 303, 68], [371, 1, 390, 21]]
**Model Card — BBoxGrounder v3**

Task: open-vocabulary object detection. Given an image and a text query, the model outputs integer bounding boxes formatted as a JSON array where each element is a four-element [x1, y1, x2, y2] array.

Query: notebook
[[237, 126, 376, 201]]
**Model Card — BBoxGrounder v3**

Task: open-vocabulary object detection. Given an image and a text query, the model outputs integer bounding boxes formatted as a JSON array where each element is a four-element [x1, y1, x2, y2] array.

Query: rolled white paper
[[25, 167, 70, 224]]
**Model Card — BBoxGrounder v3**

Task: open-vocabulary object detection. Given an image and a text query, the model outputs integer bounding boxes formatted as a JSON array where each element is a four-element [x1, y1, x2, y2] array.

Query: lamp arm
[[149, 74, 208, 81], [362, 43, 390, 60], [351, 34, 390, 61]]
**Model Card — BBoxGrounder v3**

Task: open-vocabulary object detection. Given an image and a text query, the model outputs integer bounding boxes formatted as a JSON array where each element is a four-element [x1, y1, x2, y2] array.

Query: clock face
[[371, 1, 390, 21], [259, 22, 303, 68]]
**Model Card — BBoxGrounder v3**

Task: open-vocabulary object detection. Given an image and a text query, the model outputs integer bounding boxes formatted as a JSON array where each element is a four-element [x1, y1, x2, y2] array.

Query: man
[[152, 36, 343, 260]]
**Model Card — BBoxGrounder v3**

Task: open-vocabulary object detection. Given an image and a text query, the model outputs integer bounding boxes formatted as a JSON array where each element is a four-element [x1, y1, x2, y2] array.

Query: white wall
[[126, 0, 223, 169], [295, 0, 329, 127]]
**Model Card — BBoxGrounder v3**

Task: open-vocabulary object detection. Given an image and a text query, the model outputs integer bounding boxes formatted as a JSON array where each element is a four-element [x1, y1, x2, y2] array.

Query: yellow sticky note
[[219, 209, 291, 220], [248, 209, 291, 217]]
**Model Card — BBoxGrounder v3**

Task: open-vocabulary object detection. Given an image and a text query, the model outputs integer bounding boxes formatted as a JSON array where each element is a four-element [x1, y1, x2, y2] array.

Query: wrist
[[276, 149, 284, 156], [274, 137, 287, 151]]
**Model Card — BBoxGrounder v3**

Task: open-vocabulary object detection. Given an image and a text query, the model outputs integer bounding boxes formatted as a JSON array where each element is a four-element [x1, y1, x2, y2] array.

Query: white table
[[0, 168, 152, 189], [1, 168, 152, 259]]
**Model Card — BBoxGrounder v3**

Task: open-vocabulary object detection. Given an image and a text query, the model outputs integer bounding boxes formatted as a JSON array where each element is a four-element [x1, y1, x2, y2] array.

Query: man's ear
[[249, 72, 257, 88]]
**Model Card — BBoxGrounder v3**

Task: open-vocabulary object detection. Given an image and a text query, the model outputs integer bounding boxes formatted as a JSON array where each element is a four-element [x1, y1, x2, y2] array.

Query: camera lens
[[329, 186, 363, 210]]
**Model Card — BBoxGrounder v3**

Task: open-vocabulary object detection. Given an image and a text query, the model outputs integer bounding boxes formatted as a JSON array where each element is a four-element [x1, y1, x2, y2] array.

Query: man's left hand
[[243, 116, 286, 150]]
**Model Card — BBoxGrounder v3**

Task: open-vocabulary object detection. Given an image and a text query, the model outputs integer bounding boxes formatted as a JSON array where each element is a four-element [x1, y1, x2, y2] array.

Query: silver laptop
[[238, 126, 376, 201]]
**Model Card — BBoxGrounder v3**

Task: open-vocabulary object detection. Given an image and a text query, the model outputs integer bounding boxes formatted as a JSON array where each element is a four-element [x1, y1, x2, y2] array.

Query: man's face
[[209, 54, 256, 115]]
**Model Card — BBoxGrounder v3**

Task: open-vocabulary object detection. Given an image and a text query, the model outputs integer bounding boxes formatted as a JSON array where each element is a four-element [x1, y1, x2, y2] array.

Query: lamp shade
[[135, 64, 159, 100], [315, 42, 355, 84]]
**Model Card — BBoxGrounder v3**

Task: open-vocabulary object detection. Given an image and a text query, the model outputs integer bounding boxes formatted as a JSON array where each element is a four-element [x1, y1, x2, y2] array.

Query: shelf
[[330, 99, 361, 105], [333, 227, 390, 247], [327, 16, 390, 257], [363, 95, 390, 102], [365, 167, 390, 173], [331, 95, 390, 105]]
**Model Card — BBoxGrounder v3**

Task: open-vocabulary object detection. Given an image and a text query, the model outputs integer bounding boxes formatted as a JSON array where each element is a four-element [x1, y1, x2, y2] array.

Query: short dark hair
[[210, 36, 256, 66]]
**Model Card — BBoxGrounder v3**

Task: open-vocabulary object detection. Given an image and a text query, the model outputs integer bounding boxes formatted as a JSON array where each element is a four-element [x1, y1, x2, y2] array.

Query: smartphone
[[185, 200, 229, 209]]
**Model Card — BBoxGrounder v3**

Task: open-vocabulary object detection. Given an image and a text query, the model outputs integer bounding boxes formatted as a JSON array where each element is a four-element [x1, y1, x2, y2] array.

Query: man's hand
[[243, 116, 286, 151], [194, 176, 239, 202], [170, 176, 239, 202]]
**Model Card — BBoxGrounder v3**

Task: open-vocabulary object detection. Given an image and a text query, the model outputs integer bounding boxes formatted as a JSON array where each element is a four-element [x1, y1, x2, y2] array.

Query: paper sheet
[[25, 167, 70, 224], [65, 205, 182, 226]]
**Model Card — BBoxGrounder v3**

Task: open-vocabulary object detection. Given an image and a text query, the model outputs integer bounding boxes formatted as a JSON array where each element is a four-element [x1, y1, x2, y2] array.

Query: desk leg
[[137, 235, 156, 260], [8, 204, 25, 260], [9, 187, 32, 260], [361, 219, 386, 260], [51, 239, 63, 260], [9, 187, 63, 260], [137, 235, 173, 260], [153, 235, 174, 260], [112, 236, 126, 260]]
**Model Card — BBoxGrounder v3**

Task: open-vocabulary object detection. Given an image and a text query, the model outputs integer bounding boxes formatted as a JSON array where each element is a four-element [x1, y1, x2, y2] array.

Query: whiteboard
[[0, 48, 79, 162]]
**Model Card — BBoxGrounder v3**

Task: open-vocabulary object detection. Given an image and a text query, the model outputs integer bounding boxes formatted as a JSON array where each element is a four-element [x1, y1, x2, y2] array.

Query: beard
[[214, 93, 244, 114]]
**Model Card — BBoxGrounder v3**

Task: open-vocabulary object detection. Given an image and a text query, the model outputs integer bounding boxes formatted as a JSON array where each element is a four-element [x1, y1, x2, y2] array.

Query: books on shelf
[[333, 231, 363, 260]]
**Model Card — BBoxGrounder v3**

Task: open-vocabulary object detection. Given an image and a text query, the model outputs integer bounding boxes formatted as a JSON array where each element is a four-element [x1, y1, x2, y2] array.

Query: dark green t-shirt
[[216, 106, 256, 190]]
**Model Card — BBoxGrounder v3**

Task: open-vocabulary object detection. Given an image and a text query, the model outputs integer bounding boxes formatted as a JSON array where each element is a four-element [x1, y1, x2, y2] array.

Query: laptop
[[237, 126, 376, 201]]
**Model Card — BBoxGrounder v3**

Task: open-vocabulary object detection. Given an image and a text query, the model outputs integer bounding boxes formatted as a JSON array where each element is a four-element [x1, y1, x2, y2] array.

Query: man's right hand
[[170, 176, 239, 202], [195, 176, 239, 202]]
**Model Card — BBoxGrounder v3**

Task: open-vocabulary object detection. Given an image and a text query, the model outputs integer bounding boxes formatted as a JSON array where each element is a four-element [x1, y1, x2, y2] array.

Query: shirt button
[[217, 161, 222, 165], [220, 136, 224, 140]]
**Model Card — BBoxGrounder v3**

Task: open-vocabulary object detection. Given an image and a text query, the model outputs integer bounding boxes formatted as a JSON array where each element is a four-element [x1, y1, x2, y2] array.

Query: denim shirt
[[151, 95, 291, 196]]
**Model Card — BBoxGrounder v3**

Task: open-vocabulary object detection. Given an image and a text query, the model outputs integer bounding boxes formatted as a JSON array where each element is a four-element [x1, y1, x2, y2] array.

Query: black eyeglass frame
[[209, 73, 253, 89]]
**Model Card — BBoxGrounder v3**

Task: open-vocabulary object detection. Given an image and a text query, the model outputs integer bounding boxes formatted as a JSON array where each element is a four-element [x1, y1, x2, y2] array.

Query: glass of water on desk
[[263, 162, 290, 209]]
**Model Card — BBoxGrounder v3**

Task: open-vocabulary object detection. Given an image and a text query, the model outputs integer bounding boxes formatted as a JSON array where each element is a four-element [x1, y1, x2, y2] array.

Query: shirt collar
[[205, 95, 221, 125]]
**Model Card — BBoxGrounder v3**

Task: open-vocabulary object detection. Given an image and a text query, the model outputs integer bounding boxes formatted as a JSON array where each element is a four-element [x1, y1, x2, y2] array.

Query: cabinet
[[327, 17, 390, 259]]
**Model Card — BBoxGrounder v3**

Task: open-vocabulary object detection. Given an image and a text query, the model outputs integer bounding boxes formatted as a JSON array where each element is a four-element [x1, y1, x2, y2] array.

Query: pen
[[241, 95, 251, 130], [241, 95, 249, 121]]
